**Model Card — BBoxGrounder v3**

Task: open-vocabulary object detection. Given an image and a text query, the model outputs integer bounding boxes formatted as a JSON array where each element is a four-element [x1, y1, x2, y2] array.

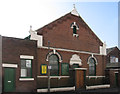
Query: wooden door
[[4, 68, 15, 92], [115, 72, 118, 87]]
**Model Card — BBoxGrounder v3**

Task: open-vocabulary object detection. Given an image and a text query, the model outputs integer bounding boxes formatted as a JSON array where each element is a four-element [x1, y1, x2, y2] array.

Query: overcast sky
[[0, 0, 119, 48]]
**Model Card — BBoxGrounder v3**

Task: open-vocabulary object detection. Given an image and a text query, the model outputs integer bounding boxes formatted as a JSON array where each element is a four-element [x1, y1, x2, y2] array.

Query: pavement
[[76, 88, 119, 94], [38, 88, 120, 94], [2, 88, 120, 94]]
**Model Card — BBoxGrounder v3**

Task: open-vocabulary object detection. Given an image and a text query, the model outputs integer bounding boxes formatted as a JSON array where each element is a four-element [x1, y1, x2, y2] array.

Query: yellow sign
[[41, 65, 47, 74]]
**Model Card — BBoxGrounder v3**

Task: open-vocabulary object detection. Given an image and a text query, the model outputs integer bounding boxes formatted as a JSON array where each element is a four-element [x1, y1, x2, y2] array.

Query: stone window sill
[[37, 76, 70, 79], [19, 78, 34, 81], [73, 34, 79, 37]]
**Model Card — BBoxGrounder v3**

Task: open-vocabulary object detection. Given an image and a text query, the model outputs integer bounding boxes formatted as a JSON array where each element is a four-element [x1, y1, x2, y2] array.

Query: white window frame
[[20, 55, 34, 81]]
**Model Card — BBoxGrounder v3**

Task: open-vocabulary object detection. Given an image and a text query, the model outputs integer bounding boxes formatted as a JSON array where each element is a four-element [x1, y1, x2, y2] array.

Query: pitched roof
[[106, 46, 119, 54], [106, 47, 116, 54]]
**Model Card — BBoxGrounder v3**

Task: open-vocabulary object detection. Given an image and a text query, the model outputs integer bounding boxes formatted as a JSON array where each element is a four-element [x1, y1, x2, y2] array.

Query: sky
[[0, 0, 119, 48]]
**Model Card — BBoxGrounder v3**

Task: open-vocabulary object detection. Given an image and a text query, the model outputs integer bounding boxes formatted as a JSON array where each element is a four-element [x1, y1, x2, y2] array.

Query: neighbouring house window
[[21, 59, 32, 78], [48, 54, 59, 76], [110, 56, 118, 63], [40, 64, 47, 75], [61, 63, 69, 76], [89, 58, 96, 76]]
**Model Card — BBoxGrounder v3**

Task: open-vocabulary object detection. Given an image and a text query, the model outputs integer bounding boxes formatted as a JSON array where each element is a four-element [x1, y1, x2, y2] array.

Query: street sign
[[48, 66, 51, 70]]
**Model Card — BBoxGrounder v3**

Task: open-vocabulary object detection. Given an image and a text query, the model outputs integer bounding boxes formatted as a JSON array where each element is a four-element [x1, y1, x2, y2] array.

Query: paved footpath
[[76, 88, 120, 94], [2, 88, 120, 94], [38, 88, 120, 94]]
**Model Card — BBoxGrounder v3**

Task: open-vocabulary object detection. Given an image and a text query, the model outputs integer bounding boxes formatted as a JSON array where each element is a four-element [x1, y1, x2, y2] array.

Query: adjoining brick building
[[0, 6, 107, 93], [2, 36, 37, 93], [106, 46, 120, 87]]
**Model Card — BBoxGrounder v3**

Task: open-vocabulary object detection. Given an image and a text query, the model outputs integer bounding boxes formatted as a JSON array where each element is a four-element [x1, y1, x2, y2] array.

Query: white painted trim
[[20, 55, 34, 59], [71, 5, 79, 16], [109, 69, 120, 70], [19, 78, 34, 81], [2, 63, 18, 68], [74, 68, 87, 70], [70, 54, 82, 66], [115, 72, 119, 73], [71, 22, 79, 30], [37, 76, 70, 79], [37, 86, 75, 92], [29, 28, 43, 47], [86, 76, 105, 79], [99, 42, 106, 55], [50, 76, 70, 79], [53, 49, 56, 54], [37, 89, 48, 93], [87, 55, 98, 65], [39, 46, 104, 56], [73, 34, 79, 37], [37, 76, 48, 78], [46, 51, 62, 62], [86, 84, 110, 90]]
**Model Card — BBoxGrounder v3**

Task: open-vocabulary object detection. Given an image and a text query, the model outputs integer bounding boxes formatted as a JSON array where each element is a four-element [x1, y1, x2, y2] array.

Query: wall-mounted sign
[[41, 64, 47, 75], [48, 66, 51, 70]]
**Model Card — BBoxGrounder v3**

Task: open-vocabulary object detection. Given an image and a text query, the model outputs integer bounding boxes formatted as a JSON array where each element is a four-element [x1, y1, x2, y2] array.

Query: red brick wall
[[109, 70, 119, 87], [37, 14, 103, 54], [2, 37, 37, 92], [37, 48, 105, 76], [37, 48, 106, 88], [106, 47, 120, 87]]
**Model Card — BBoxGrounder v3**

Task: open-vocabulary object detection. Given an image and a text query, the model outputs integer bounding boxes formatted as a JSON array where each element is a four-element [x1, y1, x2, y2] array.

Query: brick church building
[[0, 6, 107, 93]]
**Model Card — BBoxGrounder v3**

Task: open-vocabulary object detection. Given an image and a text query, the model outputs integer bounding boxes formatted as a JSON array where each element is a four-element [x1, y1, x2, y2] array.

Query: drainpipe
[[48, 41, 50, 92]]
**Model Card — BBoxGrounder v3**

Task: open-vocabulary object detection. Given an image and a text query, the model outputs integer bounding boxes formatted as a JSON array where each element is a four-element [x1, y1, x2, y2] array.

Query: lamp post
[[48, 41, 50, 92]]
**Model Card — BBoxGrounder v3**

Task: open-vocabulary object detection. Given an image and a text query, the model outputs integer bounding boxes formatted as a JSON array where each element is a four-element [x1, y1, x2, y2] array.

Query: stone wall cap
[[74, 68, 87, 70]]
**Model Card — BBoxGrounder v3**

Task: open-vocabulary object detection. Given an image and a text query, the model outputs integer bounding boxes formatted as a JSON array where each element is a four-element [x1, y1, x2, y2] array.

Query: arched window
[[89, 58, 96, 76], [48, 54, 59, 76], [73, 26, 77, 34], [70, 22, 79, 36]]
